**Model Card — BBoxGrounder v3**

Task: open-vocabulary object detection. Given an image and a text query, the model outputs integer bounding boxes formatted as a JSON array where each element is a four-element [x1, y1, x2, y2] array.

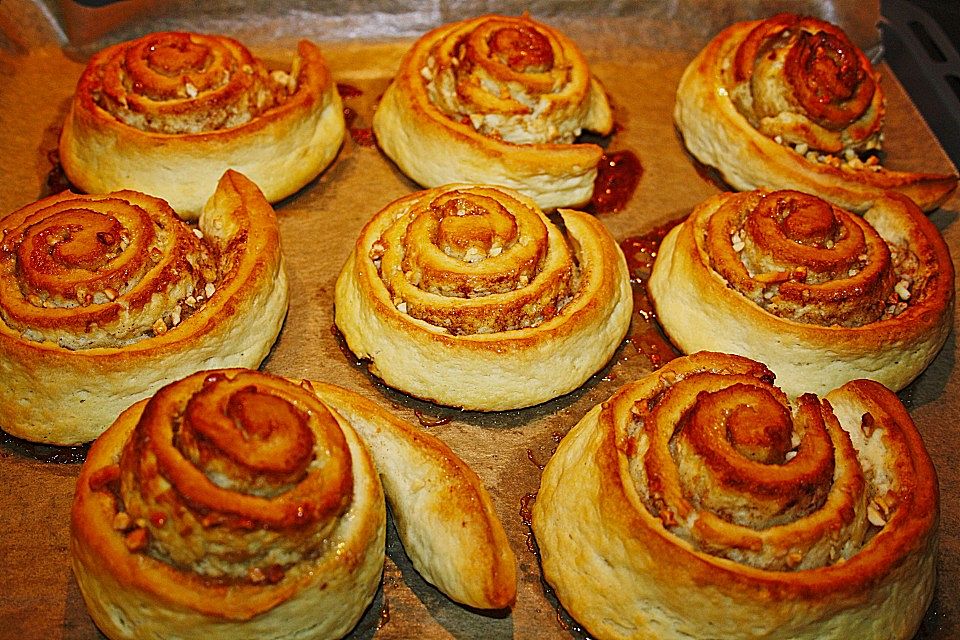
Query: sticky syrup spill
[[342, 105, 358, 128], [519, 491, 538, 553], [336, 83, 363, 99], [376, 597, 390, 630], [520, 431, 564, 553], [589, 150, 643, 214], [45, 149, 74, 196], [337, 83, 377, 147], [619, 218, 686, 369], [350, 127, 376, 147], [0, 430, 89, 464], [330, 324, 367, 369], [525, 448, 547, 471], [413, 410, 451, 427]]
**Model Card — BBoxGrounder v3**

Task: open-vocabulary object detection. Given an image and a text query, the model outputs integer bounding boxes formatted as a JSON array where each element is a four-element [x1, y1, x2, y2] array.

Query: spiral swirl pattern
[[424, 14, 600, 145], [95, 32, 284, 135], [627, 357, 867, 570], [376, 186, 574, 334], [673, 13, 958, 212], [119, 370, 353, 579], [0, 171, 289, 445], [70, 368, 386, 639], [71, 367, 517, 638], [0, 190, 214, 350], [649, 189, 954, 396], [372, 15, 614, 209], [730, 13, 882, 155], [60, 33, 345, 218], [335, 184, 632, 411], [705, 189, 894, 327], [532, 352, 939, 639]]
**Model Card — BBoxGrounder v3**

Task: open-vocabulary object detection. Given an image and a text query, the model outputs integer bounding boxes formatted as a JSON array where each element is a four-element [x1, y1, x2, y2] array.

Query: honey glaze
[[588, 150, 643, 214], [619, 218, 685, 369]]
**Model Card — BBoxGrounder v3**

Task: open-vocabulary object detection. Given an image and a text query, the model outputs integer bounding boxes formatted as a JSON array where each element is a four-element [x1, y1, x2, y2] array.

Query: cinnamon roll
[[71, 368, 516, 640], [674, 13, 957, 211], [648, 189, 954, 396], [373, 14, 614, 209], [0, 170, 288, 445], [533, 351, 938, 640], [59, 32, 345, 219], [334, 184, 632, 410]]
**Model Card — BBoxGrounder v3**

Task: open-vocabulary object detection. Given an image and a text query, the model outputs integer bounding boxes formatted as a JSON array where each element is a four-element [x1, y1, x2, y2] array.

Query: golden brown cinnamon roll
[[648, 189, 954, 396], [674, 13, 957, 211], [0, 171, 288, 445], [533, 352, 938, 640], [72, 368, 516, 640], [373, 14, 614, 209], [334, 184, 632, 410], [60, 32, 345, 219]]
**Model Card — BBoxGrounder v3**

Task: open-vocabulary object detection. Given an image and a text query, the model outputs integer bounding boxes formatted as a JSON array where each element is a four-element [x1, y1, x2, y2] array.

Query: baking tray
[[0, 0, 957, 638]]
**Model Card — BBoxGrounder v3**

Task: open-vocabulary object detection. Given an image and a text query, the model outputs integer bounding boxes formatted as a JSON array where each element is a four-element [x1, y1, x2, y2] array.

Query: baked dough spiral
[[72, 368, 516, 640], [334, 184, 632, 411], [533, 351, 938, 640], [0, 170, 288, 445], [60, 31, 345, 219], [373, 14, 614, 209], [674, 13, 957, 212], [648, 188, 954, 396]]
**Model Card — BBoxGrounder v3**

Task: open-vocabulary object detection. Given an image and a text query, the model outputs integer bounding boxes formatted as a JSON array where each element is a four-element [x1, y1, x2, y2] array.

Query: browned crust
[[372, 15, 612, 208], [392, 18, 607, 172], [71, 400, 338, 619], [534, 352, 938, 638], [649, 189, 954, 395], [71, 372, 515, 624], [350, 190, 625, 353], [65, 39, 330, 151], [0, 170, 280, 361], [58, 38, 344, 219], [0, 170, 288, 444], [333, 184, 632, 411], [595, 356, 936, 598], [310, 381, 518, 609], [675, 19, 958, 212]]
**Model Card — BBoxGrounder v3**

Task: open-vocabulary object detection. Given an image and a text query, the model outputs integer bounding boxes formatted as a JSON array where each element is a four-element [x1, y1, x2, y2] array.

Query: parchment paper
[[0, 0, 956, 638]]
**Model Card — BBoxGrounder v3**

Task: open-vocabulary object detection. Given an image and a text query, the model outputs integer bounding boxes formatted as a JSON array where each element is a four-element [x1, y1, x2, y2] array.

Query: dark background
[[881, 0, 960, 167]]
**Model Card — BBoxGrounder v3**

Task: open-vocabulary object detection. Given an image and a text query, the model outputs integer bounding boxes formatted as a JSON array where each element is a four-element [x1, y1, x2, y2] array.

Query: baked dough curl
[[674, 13, 957, 211], [334, 184, 632, 410], [373, 14, 614, 209], [532, 351, 938, 640], [72, 368, 516, 640], [0, 170, 288, 445], [60, 31, 345, 220], [649, 189, 954, 396]]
